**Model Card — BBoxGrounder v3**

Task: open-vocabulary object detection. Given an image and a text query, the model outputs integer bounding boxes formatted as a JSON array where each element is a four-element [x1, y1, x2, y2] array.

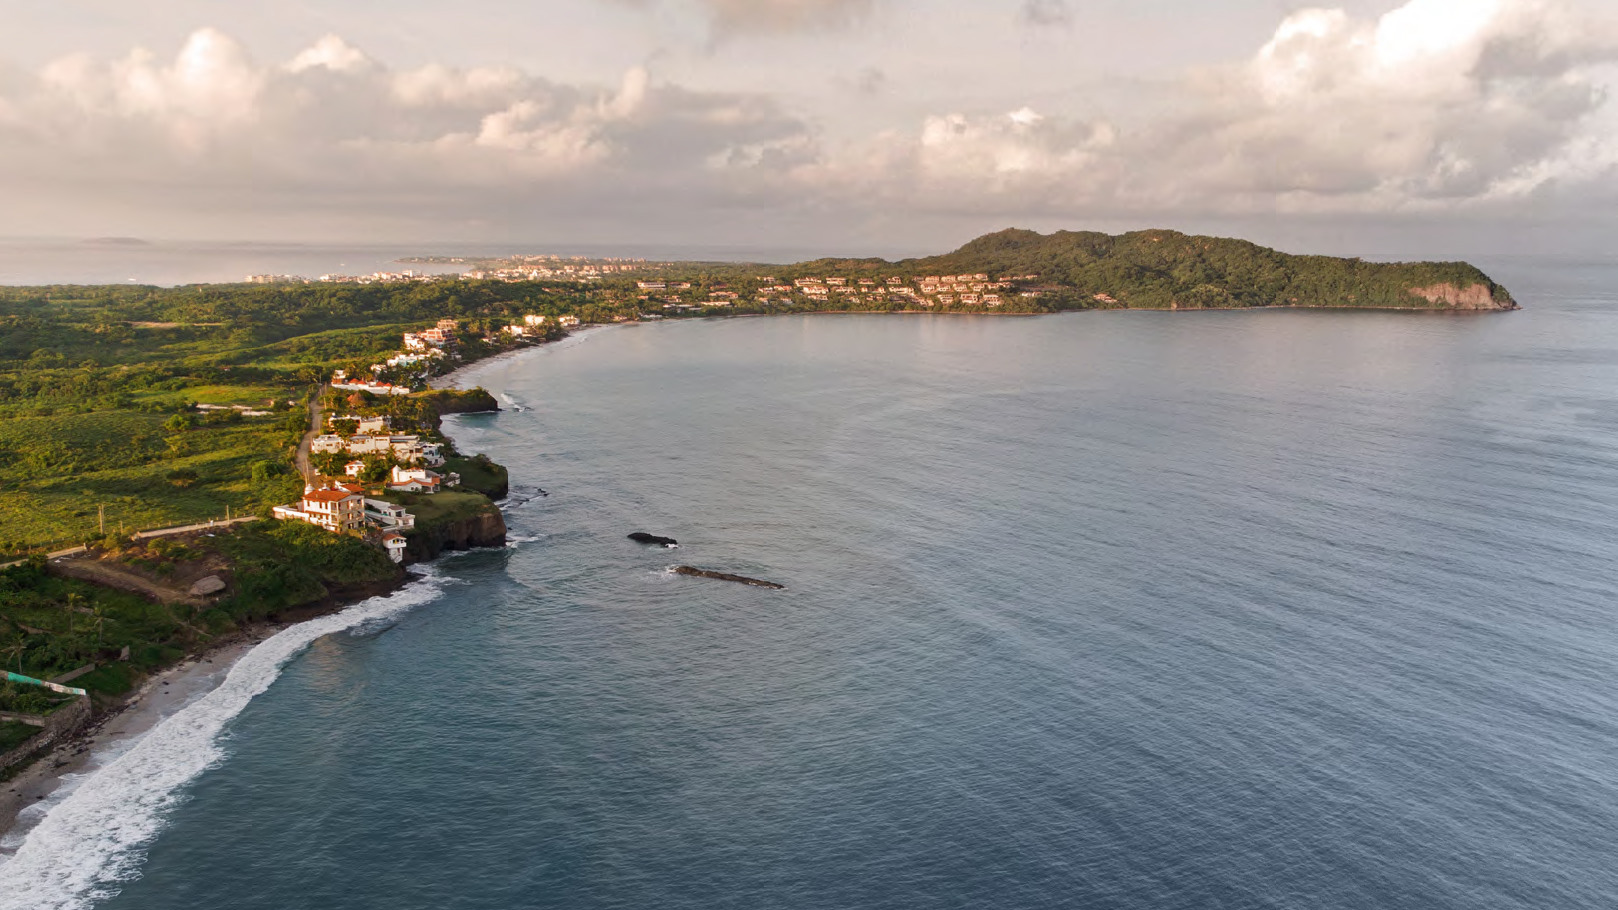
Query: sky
[[1, 0, 1615, 259]]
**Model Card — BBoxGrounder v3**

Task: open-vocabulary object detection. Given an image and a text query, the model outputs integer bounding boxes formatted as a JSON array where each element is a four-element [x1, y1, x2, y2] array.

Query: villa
[[272, 487, 365, 533], [388, 465, 460, 493], [365, 499, 416, 531]]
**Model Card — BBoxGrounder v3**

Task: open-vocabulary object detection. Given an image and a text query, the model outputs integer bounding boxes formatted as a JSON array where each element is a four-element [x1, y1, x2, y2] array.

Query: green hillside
[[798, 228, 1515, 311]]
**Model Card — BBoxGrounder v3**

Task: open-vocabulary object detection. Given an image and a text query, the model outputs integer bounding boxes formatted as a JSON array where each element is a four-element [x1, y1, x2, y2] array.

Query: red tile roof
[[304, 489, 359, 504]]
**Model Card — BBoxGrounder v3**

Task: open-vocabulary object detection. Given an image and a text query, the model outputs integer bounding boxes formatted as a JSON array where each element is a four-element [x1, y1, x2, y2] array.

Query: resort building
[[272, 487, 365, 533], [365, 499, 416, 531]]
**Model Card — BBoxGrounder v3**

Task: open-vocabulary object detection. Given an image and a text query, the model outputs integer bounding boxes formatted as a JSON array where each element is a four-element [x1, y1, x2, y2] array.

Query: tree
[[360, 456, 391, 483], [63, 591, 83, 636], [163, 412, 195, 432], [2, 635, 24, 673], [166, 468, 200, 488]]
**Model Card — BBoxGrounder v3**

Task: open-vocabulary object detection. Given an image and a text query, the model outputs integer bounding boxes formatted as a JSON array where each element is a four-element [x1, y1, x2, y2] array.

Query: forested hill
[[796, 228, 1517, 310]]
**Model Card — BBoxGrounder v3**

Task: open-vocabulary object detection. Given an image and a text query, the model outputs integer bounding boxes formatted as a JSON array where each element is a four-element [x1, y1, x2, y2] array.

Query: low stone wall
[[0, 697, 92, 772], [49, 663, 98, 685]]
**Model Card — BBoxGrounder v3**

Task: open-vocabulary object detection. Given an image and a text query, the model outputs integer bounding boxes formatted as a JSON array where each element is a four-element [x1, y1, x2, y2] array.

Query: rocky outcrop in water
[[630, 533, 679, 547], [673, 566, 785, 589]]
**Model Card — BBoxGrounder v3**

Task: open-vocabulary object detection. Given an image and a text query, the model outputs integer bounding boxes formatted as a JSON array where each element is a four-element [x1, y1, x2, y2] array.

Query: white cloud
[[801, 0, 1618, 218], [611, 0, 873, 35], [0, 0, 1613, 244], [0, 29, 818, 231]]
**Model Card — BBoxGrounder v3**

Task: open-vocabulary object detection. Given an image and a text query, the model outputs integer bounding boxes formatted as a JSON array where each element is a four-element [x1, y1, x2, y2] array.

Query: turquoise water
[[8, 258, 1618, 908]]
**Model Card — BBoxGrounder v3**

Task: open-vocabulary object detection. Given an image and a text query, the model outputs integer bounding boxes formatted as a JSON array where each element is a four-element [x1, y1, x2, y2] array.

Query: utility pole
[[99, 504, 105, 536]]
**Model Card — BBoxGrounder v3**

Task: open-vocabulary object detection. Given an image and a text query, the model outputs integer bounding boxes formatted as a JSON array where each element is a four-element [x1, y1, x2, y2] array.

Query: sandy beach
[[0, 630, 267, 849]]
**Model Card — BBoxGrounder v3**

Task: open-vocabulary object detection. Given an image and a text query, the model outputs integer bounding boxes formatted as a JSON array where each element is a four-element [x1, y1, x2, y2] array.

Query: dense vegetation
[[795, 229, 1516, 310], [0, 521, 396, 705]]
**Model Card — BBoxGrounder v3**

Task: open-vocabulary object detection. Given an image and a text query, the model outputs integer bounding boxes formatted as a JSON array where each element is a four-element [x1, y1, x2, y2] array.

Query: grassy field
[[441, 455, 508, 499], [384, 490, 496, 525], [0, 415, 305, 550]]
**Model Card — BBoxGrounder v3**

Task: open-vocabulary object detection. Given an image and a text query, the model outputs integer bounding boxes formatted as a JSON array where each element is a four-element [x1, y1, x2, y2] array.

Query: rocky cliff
[[1407, 283, 1518, 310], [402, 505, 507, 564]]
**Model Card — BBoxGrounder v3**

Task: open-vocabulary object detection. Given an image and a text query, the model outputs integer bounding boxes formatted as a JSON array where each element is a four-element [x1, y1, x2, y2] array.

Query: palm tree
[[2, 636, 24, 674], [63, 591, 83, 636]]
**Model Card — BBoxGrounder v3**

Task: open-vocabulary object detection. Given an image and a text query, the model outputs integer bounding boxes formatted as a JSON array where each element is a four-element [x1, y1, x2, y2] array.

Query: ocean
[[5, 255, 1618, 909]]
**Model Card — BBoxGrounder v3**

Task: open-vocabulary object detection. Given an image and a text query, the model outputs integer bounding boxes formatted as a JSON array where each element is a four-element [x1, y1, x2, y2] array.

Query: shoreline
[[0, 334, 524, 844], [1, 626, 266, 846], [433, 323, 617, 390]]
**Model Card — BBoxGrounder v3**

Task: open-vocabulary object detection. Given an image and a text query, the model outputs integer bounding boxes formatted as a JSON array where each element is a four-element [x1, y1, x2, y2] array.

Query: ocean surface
[[6, 256, 1618, 909]]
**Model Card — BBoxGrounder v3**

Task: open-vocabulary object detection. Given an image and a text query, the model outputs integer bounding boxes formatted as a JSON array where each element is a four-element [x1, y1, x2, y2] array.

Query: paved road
[[295, 385, 326, 478]]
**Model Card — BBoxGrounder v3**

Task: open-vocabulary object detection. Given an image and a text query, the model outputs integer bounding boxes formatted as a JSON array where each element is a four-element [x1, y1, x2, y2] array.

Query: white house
[[382, 532, 408, 563], [311, 434, 346, 454], [272, 487, 365, 533], [388, 465, 441, 493], [558, 315, 580, 327], [364, 499, 416, 531]]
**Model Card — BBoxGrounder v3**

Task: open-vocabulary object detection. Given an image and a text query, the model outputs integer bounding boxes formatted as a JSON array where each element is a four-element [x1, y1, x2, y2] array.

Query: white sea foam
[[0, 570, 450, 910]]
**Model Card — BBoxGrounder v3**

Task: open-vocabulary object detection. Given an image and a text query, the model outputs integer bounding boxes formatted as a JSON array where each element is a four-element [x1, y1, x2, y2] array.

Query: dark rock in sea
[[629, 533, 679, 547], [673, 566, 785, 589]]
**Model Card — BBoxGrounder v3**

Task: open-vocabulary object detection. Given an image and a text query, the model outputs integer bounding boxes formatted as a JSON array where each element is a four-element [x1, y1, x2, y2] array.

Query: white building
[[272, 487, 365, 533], [382, 532, 408, 563]]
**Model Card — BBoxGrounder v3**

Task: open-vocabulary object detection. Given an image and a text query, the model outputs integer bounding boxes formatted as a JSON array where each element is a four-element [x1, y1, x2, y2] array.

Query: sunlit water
[[8, 256, 1618, 909]]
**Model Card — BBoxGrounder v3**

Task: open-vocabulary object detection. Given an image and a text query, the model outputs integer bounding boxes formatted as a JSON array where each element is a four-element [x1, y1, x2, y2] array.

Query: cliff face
[[403, 507, 507, 564], [1407, 283, 1517, 310]]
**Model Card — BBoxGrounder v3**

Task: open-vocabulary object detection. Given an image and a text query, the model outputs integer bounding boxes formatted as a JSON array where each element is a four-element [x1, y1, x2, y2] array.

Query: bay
[[20, 255, 1618, 909]]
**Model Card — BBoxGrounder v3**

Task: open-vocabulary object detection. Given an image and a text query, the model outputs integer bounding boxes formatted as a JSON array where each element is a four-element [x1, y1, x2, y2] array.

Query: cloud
[[0, 0, 1613, 245], [804, 0, 1618, 218], [613, 0, 874, 35], [1020, 0, 1073, 29], [0, 29, 819, 234]]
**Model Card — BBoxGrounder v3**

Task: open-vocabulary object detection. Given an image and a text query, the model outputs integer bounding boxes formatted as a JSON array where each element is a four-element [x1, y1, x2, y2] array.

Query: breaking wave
[[0, 570, 451, 910]]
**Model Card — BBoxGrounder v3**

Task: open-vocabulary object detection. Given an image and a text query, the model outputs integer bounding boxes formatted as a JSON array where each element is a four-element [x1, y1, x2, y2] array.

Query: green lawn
[[441, 456, 507, 498], [384, 491, 495, 526], [0, 418, 303, 550]]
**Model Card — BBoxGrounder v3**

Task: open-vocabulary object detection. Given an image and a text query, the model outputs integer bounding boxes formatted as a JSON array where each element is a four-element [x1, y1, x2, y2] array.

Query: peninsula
[[0, 225, 1514, 788]]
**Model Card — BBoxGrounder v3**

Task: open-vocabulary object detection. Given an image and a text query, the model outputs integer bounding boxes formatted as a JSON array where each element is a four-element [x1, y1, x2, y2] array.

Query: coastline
[[0, 333, 531, 845], [0, 629, 263, 847], [0, 322, 548, 847], [432, 323, 617, 390]]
